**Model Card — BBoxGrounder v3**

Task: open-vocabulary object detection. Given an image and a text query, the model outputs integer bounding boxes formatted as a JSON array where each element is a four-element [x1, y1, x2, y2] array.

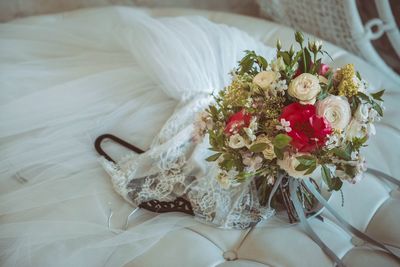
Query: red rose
[[280, 103, 332, 152], [224, 109, 251, 135]]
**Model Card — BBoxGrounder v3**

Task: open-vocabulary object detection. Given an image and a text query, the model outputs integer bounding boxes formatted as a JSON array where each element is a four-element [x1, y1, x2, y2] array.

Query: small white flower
[[267, 175, 275, 185], [346, 119, 364, 140], [193, 111, 212, 142], [270, 79, 288, 96], [243, 127, 256, 141], [367, 123, 376, 135], [228, 134, 246, 149], [249, 117, 258, 131], [243, 155, 263, 172], [354, 104, 369, 123], [335, 155, 366, 184], [368, 108, 380, 122], [325, 133, 342, 149], [276, 118, 292, 133], [314, 40, 323, 50], [277, 152, 314, 179], [353, 76, 367, 93]]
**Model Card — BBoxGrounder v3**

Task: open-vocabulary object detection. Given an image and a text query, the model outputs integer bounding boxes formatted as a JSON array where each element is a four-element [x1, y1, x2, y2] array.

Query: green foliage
[[295, 155, 317, 175], [272, 134, 292, 160], [321, 165, 343, 191], [351, 136, 368, 151], [330, 147, 352, 161], [249, 143, 268, 153], [371, 89, 385, 101], [272, 134, 292, 149], [237, 50, 268, 75], [357, 92, 384, 116], [206, 153, 222, 162]]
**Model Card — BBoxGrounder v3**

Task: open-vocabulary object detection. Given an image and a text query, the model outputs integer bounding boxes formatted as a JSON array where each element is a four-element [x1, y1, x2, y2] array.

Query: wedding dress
[[0, 6, 276, 266]]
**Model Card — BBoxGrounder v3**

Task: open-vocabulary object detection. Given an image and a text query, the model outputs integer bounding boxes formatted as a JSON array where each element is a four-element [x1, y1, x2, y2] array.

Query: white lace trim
[[100, 96, 276, 229]]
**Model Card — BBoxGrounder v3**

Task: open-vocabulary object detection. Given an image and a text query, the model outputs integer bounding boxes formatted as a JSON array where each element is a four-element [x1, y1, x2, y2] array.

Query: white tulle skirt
[[0, 7, 275, 266]]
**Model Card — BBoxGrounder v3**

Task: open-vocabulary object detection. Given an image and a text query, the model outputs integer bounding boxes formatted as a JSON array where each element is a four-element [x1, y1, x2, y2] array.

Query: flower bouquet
[[194, 31, 385, 223]]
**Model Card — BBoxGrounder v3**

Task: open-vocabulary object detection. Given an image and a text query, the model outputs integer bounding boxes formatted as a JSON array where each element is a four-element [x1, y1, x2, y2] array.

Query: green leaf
[[205, 153, 222, 162], [351, 136, 368, 151], [370, 89, 385, 101], [356, 71, 362, 80], [330, 177, 343, 191], [295, 164, 310, 171], [296, 155, 316, 166], [278, 51, 291, 66], [321, 50, 334, 61], [317, 86, 328, 101], [350, 96, 361, 115], [274, 146, 284, 160], [371, 101, 383, 116], [321, 165, 332, 188], [273, 134, 292, 149], [304, 164, 317, 175], [221, 158, 235, 170], [331, 148, 351, 161], [249, 142, 268, 153], [357, 92, 370, 102], [292, 50, 303, 66], [257, 56, 268, 70], [304, 48, 312, 72]]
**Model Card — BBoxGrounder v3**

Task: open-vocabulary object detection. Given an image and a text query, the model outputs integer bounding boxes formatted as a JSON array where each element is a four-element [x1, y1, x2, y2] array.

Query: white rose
[[354, 104, 369, 122], [228, 134, 246, 149], [316, 95, 351, 130], [253, 71, 277, 90], [277, 152, 314, 179], [288, 73, 321, 104]]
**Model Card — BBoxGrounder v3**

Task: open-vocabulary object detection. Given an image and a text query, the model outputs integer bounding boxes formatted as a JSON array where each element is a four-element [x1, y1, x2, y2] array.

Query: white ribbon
[[286, 168, 400, 266]]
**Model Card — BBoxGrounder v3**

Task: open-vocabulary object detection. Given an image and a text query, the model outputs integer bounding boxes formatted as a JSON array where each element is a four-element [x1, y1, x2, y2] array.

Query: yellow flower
[[337, 64, 358, 97]]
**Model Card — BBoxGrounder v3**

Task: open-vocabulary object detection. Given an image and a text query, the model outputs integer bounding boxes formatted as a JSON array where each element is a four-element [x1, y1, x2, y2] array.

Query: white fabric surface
[[1, 6, 399, 267]]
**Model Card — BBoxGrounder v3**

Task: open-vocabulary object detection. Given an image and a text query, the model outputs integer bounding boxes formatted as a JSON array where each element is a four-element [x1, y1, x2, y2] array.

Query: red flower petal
[[224, 109, 252, 135], [279, 103, 332, 152]]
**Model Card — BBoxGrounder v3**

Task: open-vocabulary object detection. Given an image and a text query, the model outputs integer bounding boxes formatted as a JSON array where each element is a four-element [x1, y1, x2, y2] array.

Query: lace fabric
[[0, 6, 277, 266], [99, 74, 276, 230]]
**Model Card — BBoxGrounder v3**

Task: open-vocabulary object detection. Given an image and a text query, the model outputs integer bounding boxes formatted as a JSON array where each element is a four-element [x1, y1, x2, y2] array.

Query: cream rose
[[277, 152, 314, 179], [288, 73, 321, 104], [252, 135, 276, 160], [228, 134, 246, 149], [316, 95, 351, 130], [253, 71, 277, 90]]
